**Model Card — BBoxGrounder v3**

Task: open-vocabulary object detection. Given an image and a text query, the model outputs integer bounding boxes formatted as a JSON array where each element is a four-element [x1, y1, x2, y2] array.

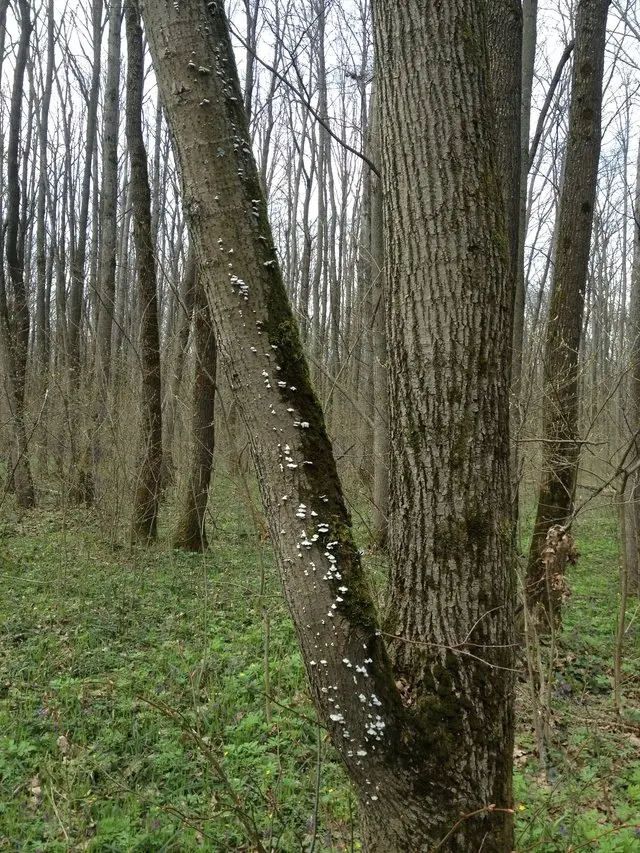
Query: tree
[[526, 0, 610, 627], [92, 0, 123, 500], [173, 270, 217, 552], [0, 0, 35, 508], [125, 0, 163, 543], [625, 139, 640, 598], [67, 0, 101, 384], [34, 0, 55, 380], [141, 0, 515, 848]]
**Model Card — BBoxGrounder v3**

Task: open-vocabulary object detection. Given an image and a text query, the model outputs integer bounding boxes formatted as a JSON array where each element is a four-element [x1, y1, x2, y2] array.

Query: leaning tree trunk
[[173, 273, 217, 552], [1, 0, 34, 509], [142, 1, 516, 850], [526, 0, 609, 628], [125, 0, 163, 543]]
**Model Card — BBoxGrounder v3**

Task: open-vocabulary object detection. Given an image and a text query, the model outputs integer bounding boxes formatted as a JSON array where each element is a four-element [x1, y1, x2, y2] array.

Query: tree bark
[[68, 0, 102, 384], [487, 0, 522, 282], [1, 0, 35, 508], [626, 139, 640, 598], [525, 0, 610, 627], [511, 0, 537, 400], [161, 244, 196, 489], [377, 1, 516, 849], [34, 0, 55, 378], [126, 0, 163, 543], [142, 1, 515, 849], [368, 83, 388, 548], [173, 272, 217, 552], [92, 0, 122, 502], [96, 0, 122, 396]]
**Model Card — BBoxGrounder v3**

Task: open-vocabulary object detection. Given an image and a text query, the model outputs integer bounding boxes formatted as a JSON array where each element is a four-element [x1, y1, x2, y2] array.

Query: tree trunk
[[161, 245, 196, 490], [68, 0, 102, 384], [525, 0, 610, 628], [368, 84, 388, 548], [92, 0, 122, 501], [487, 0, 523, 515], [487, 1, 522, 280], [173, 272, 217, 551], [126, 0, 163, 543], [626, 139, 640, 598], [0, 0, 35, 509], [377, 0, 516, 849], [142, 1, 515, 849], [34, 0, 54, 379]]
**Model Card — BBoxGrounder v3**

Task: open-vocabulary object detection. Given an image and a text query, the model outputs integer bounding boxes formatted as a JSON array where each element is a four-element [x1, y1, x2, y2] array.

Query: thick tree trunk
[[126, 0, 163, 543], [173, 274, 217, 552], [142, 1, 515, 849], [377, 1, 516, 849], [526, 0, 610, 628]]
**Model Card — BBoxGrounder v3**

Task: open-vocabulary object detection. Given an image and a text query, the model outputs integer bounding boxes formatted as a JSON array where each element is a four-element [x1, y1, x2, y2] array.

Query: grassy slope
[[0, 480, 638, 851]]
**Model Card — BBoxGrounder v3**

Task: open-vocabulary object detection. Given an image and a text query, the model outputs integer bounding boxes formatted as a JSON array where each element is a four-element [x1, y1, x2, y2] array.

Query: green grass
[[513, 501, 640, 851], [0, 480, 638, 851]]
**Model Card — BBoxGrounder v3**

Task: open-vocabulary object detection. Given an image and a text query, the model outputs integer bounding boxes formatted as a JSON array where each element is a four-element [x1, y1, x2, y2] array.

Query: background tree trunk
[[126, 0, 163, 543], [173, 273, 217, 552], [67, 0, 102, 387], [368, 84, 388, 548], [1, 0, 35, 509], [526, 0, 610, 628], [92, 0, 122, 502], [161, 245, 196, 490], [625, 139, 640, 597]]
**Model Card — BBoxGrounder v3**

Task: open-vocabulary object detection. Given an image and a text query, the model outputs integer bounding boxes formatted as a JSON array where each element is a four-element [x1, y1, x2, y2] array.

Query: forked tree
[[142, 0, 516, 850]]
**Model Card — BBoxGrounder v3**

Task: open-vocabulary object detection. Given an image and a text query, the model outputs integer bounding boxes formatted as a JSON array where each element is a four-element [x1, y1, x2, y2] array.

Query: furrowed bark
[[142, 1, 516, 848], [126, 0, 163, 543], [526, 0, 610, 628]]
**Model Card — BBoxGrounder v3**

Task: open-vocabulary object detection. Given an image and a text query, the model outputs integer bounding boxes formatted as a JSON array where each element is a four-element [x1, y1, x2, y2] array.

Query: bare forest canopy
[[0, 0, 638, 496]]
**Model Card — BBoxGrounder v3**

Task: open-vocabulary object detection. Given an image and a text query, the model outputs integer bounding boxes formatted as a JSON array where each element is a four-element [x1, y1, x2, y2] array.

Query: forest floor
[[0, 476, 639, 851]]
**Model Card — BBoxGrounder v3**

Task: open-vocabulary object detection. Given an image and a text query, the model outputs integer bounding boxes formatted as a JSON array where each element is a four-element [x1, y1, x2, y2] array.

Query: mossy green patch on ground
[[0, 482, 355, 852], [0, 482, 638, 850], [513, 499, 640, 851]]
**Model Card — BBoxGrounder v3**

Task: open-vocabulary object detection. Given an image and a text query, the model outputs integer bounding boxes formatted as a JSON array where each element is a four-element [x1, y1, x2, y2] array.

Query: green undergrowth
[[513, 500, 640, 851], [0, 480, 638, 850]]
